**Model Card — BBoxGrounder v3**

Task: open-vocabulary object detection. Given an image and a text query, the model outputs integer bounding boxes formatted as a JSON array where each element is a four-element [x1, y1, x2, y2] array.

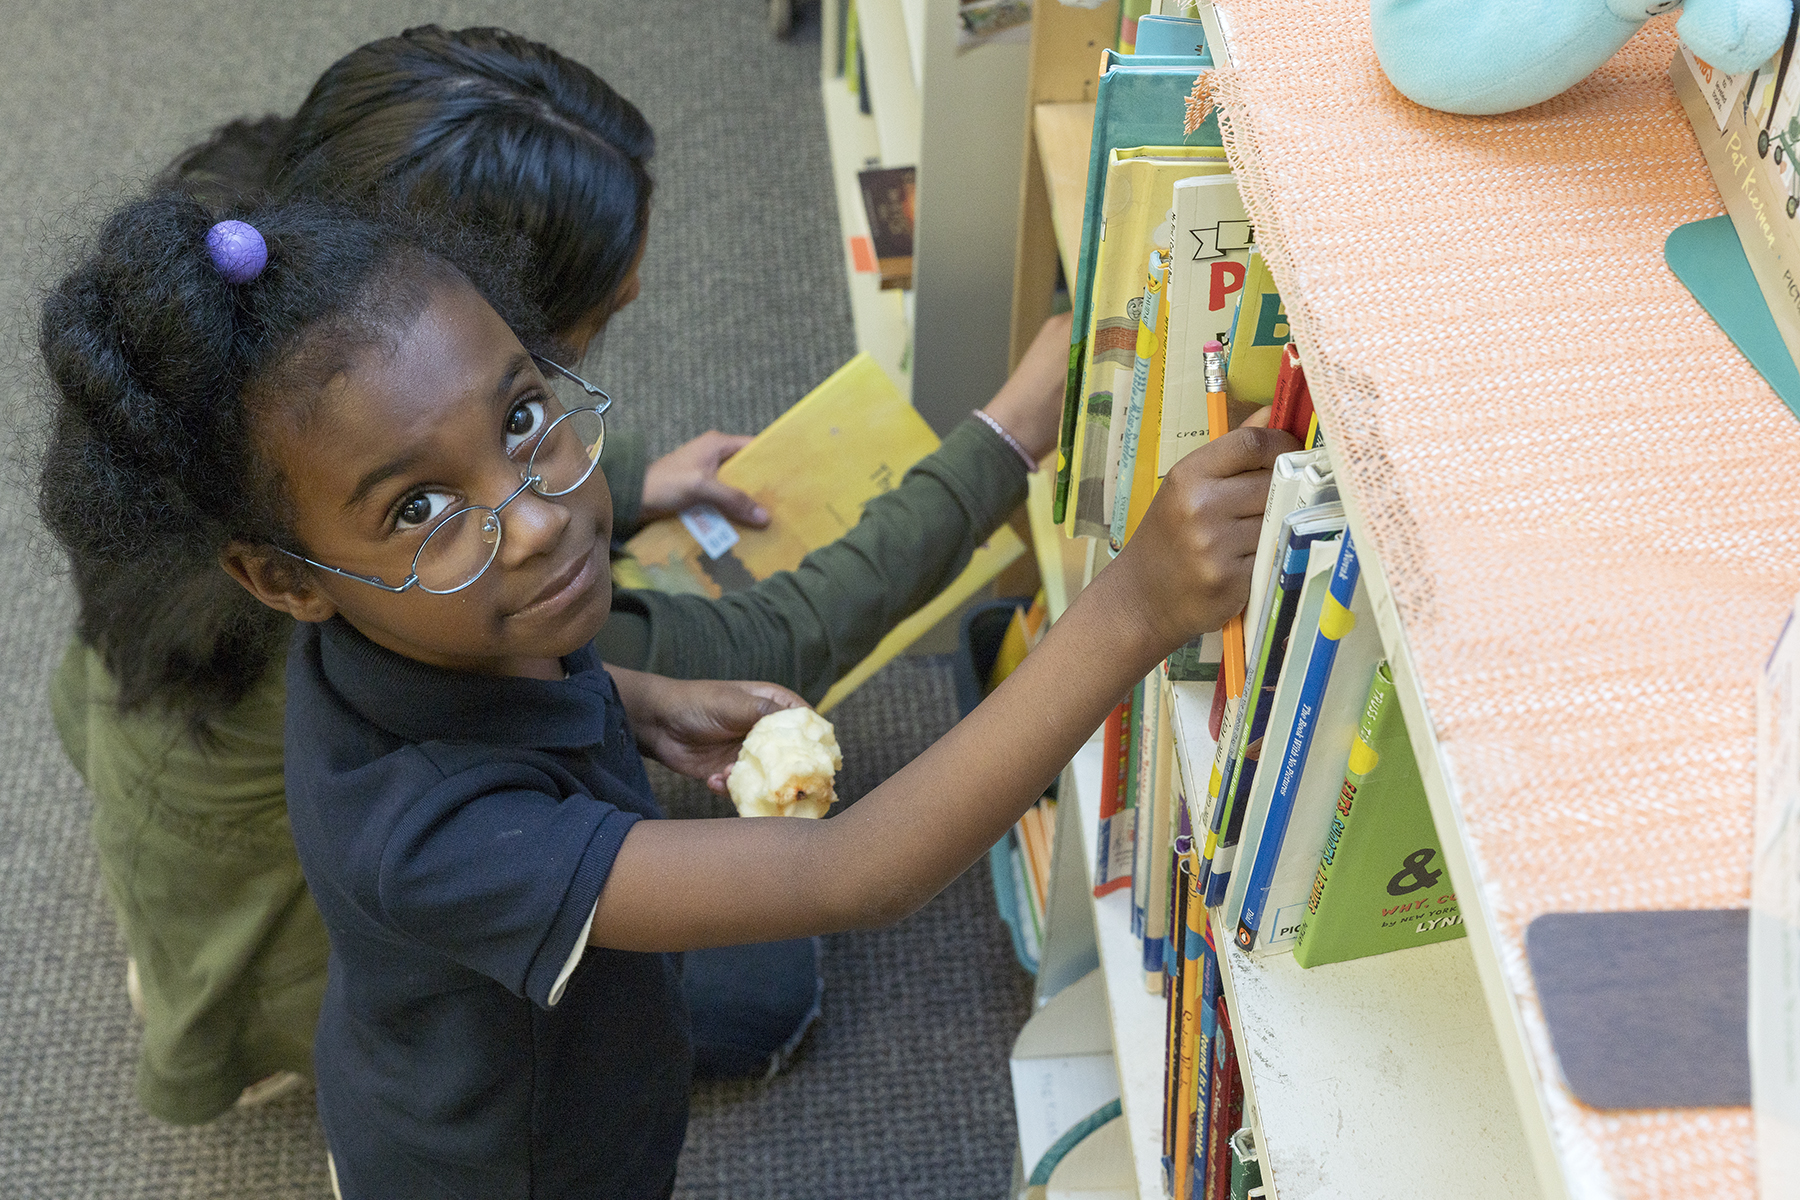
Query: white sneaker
[[235, 1070, 307, 1108], [125, 958, 144, 1020], [127, 957, 306, 1109]]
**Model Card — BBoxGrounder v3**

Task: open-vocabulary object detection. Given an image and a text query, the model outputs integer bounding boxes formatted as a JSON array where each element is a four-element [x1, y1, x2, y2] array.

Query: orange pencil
[[1203, 340, 1246, 699]]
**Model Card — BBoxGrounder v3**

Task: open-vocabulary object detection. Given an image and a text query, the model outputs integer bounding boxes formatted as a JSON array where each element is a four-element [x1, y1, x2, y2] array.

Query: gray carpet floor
[[0, 1, 1033, 1195]]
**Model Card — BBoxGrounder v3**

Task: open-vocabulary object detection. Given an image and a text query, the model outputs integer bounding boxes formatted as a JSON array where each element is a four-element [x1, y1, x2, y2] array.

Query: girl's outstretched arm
[[591, 424, 1297, 952]]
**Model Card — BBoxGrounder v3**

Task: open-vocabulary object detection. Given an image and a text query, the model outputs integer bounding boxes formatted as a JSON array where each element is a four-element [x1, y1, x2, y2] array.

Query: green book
[[1291, 661, 1466, 968], [1228, 1126, 1262, 1200]]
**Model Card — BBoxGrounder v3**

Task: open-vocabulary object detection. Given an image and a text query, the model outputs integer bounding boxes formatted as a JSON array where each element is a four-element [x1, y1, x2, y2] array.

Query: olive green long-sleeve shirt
[[598, 417, 1027, 700], [50, 414, 1029, 1123]]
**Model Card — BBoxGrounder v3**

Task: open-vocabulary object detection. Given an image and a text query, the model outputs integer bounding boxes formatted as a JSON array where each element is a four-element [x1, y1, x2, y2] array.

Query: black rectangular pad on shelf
[[1525, 909, 1750, 1110]]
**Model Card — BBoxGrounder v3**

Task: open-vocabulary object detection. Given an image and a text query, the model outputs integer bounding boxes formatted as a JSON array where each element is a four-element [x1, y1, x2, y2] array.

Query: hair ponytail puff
[[37, 187, 550, 730]]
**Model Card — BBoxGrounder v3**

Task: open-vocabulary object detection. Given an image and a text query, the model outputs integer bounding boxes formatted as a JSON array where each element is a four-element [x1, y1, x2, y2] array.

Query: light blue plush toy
[[1371, 0, 1794, 115]]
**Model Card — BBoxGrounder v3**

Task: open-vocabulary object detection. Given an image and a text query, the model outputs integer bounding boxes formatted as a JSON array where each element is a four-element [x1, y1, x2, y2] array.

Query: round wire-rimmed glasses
[[277, 354, 612, 595]]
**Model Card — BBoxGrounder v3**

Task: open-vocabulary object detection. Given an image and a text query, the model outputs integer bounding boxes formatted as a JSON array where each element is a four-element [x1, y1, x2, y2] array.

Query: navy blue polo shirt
[[284, 618, 691, 1200]]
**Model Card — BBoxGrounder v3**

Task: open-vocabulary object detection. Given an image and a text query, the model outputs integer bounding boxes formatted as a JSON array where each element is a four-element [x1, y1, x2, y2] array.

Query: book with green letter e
[[1291, 661, 1465, 968]]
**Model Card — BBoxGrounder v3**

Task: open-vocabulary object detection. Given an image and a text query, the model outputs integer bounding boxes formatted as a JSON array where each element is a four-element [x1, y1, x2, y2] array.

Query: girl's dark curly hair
[[37, 189, 550, 733], [164, 24, 655, 340]]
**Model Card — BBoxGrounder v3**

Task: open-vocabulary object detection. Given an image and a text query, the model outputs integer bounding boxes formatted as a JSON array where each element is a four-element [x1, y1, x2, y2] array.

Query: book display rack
[[990, 3, 1776, 1198]]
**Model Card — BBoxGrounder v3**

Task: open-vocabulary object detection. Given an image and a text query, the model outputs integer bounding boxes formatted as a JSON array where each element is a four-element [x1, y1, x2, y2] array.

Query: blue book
[[1235, 534, 1368, 950], [1191, 921, 1220, 1189], [1202, 506, 1345, 906], [1132, 14, 1208, 57], [1052, 58, 1221, 523]]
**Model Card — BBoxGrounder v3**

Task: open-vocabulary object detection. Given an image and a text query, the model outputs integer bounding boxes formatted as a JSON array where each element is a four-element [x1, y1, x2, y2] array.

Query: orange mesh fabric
[[1210, 4, 1789, 1195]]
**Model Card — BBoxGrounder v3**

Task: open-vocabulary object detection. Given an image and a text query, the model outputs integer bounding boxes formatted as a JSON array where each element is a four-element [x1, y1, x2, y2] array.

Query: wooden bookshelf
[[1032, 101, 1094, 286], [999, 5, 1745, 1199]]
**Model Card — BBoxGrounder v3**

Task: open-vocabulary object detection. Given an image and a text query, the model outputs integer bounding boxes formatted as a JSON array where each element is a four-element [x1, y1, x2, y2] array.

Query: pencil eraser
[[1203, 340, 1224, 353]]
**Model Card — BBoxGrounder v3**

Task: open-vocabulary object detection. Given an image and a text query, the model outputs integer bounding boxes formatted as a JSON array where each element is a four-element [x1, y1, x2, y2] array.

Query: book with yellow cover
[[1222, 248, 1290, 409], [619, 353, 1025, 711], [1066, 146, 1229, 539]]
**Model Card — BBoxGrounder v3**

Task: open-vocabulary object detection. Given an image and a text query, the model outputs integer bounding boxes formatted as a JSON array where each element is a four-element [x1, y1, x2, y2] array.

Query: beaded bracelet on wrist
[[972, 409, 1039, 473]]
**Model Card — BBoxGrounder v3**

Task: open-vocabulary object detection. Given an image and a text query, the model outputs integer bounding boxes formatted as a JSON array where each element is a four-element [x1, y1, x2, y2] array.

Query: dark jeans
[[682, 936, 823, 1080]]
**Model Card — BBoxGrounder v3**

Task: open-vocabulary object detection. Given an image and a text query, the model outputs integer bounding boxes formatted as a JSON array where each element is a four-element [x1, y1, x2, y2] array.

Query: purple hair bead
[[205, 220, 268, 284]]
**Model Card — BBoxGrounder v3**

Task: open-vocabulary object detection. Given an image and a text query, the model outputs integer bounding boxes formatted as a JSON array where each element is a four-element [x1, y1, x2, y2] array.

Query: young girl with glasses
[[37, 191, 1290, 1198], [52, 23, 1072, 1120]]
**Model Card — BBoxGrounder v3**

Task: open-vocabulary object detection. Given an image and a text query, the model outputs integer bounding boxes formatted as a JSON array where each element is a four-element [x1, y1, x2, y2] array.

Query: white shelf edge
[[853, 0, 923, 166], [819, 74, 912, 395], [1316, 432, 1572, 1200], [1070, 738, 1168, 1200]]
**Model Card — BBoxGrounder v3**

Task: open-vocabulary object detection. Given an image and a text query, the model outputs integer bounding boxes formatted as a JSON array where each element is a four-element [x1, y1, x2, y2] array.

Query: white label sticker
[[679, 504, 741, 560]]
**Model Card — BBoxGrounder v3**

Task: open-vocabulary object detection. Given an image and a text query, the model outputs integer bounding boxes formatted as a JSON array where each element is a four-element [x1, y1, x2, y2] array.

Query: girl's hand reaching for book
[[641, 432, 770, 528], [1097, 424, 1299, 656], [612, 671, 809, 792]]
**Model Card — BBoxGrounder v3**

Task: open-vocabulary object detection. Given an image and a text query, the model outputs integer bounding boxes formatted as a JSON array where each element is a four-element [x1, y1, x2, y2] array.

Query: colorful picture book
[[1066, 147, 1231, 539], [1221, 248, 1290, 410], [1202, 498, 1344, 909], [1211, 527, 1342, 917], [1672, 32, 1800, 379], [1233, 533, 1384, 955], [1052, 56, 1223, 524], [1292, 662, 1464, 968], [1160, 175, 1255, 477]]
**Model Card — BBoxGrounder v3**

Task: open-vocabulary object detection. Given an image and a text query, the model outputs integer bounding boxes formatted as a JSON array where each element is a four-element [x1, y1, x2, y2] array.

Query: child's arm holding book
[[592, 424, 1297, 952], [600, 313, 1074, 701]]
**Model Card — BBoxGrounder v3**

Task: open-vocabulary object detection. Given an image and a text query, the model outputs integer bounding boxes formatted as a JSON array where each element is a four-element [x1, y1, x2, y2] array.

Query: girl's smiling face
[[246, 277, 613, 679]]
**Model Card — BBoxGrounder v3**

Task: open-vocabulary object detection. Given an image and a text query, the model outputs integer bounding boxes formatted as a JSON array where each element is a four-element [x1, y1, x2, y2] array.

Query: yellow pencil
[[1203, 340, 1246, 698]]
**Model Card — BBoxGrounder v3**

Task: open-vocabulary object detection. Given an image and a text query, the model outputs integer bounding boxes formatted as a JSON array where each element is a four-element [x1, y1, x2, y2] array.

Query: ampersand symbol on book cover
[[1386, 848, 1443, 896]]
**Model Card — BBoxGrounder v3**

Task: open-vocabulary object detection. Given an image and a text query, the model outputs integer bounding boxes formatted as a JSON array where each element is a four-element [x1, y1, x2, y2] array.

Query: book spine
[[1292, 667, 1388, 962], [1098, 684, 1140, 897], [1200, 996, 1242, 1200], [1236, 533, 1361, 949], [1205, 534, 1317, 906], [1193, 693, 1231, 891], [1161, 851, 1194, 1193], [1020, 803, 1052, 918], [1191, 915, 1220, 1196], [1144, 672, 1178, 990], [1009, 836, 1043, 967], [1111, 248, 1168, 551], [1268, 342, 1302, 436], [1131, 673, 1158, 936], [1227, 1126, 1263, 1200], [1168, 801, 1194, 979], [1207, 669, 1228, 737], [1053, 341, 1085, 523], [1168, 855, 1205, 1200], [1289, 366, 1315, 446], [1094, 700, 1126, 894]]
